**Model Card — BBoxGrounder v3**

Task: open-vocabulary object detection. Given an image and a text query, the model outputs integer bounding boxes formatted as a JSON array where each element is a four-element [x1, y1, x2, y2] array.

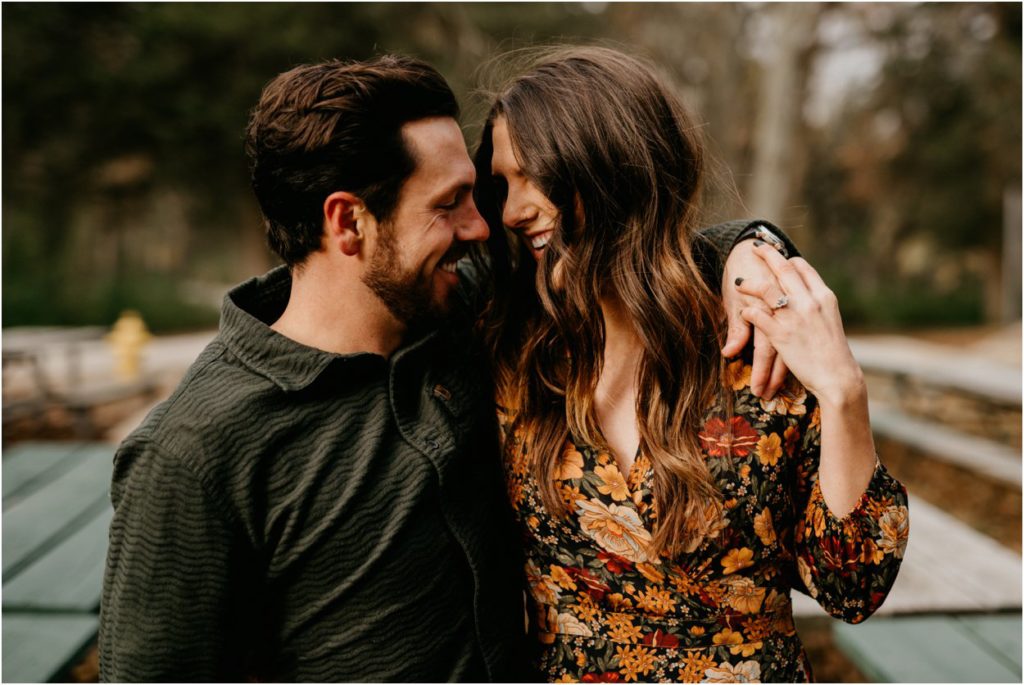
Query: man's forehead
[[401, 116, 469, 158], [401, 117, 475, 188]]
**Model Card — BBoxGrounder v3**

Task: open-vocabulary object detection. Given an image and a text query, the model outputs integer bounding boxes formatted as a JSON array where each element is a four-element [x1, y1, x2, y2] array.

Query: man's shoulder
[[120, 335, 284, 476]]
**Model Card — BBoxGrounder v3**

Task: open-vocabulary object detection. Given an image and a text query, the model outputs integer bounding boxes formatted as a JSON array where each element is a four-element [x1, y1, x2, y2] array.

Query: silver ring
[[771, 295, 789, 310]]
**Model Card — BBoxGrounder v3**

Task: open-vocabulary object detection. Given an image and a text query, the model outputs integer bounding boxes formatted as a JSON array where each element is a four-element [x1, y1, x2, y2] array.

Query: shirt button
[[427, 439, 440, 451]]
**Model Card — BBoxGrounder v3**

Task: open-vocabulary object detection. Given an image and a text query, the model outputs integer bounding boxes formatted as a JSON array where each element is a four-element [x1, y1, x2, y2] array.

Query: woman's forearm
[[815, 374, 878, 518]]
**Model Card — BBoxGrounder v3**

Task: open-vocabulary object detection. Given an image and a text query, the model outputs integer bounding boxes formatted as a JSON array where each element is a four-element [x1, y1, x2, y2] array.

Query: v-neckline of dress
[[574, 435, 652, 516]]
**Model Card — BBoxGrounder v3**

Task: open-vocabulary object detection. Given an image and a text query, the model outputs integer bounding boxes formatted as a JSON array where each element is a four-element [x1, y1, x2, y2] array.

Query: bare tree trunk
[[748, 3, 821, 244], [1001, 188, 1022, 323]]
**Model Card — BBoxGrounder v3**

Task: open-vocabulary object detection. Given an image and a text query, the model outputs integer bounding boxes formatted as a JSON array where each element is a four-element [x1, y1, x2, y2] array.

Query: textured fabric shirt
[[99, 266, 529, 682], [98, 219, 781, 682]]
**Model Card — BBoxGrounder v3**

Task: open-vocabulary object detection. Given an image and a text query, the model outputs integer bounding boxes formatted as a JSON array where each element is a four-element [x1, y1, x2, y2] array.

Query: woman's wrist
[[814, 367, 868, 413]]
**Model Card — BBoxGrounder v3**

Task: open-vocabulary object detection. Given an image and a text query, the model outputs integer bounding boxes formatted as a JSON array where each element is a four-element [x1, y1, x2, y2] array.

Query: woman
[[473, 47, 909, 683]]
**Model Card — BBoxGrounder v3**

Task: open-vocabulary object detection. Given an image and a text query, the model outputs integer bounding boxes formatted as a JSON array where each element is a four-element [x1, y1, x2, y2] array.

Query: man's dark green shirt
[[98, 219, 791, 682], [99, 266, 529, 681]]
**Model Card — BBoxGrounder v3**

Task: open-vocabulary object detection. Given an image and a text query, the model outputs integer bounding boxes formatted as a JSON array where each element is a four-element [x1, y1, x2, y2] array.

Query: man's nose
[[457, 201, 489, 243]]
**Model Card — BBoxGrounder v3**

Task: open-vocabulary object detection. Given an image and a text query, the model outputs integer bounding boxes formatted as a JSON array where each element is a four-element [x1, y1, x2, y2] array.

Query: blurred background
[[2, 3, 1020, 683], [3, 2, 1021, 330]]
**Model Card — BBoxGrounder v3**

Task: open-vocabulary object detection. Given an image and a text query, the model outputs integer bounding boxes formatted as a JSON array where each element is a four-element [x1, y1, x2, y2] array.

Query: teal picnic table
[[2, 442, 115, 683]]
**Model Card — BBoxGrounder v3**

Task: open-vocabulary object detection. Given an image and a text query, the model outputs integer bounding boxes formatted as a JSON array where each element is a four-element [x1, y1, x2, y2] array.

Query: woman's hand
[[720, 240, 790, 399], [736, 243, 865, 410], [738, 242, 876, 517]]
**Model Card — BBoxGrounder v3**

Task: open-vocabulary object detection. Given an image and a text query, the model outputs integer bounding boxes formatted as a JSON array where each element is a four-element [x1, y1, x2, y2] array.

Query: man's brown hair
[[245, 55, 459, 266]]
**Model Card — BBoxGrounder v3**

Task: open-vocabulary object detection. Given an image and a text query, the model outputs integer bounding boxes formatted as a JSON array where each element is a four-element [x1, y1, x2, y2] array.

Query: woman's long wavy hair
[[473, 47, 728, 556]]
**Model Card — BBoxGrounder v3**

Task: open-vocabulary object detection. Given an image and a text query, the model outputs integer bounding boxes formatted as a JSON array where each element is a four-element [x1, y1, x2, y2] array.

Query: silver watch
[[747, 224, 789, 258]]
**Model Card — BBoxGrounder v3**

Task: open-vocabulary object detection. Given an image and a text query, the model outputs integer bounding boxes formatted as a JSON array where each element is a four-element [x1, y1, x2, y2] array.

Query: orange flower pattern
[[497, 357, 908, 683]]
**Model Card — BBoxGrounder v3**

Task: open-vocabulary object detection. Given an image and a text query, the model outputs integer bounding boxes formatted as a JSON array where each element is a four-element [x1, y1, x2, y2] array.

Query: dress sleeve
[[789, 392, 910, 624], [99, 438, 253, 681]]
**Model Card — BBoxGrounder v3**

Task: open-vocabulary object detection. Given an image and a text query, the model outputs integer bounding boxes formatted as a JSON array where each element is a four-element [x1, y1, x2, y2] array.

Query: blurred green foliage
[[2, 3, 1020, 332]]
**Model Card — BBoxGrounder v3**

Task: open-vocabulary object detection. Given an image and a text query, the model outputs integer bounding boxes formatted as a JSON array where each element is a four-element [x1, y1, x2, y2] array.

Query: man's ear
[[323, 191, 372, 257]]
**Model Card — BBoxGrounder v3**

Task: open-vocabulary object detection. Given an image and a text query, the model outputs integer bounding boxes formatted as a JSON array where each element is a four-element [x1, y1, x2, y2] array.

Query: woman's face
[[489, 116, 560, 262]]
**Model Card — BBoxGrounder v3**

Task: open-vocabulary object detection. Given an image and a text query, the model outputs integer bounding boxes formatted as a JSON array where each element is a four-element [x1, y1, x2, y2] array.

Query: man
[[99, 55, 797, 681]]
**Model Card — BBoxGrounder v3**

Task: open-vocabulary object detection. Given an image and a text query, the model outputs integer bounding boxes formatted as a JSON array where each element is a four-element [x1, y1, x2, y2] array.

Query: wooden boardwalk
[[2, 442, 115, 683], [793, 493, 1022, 617]]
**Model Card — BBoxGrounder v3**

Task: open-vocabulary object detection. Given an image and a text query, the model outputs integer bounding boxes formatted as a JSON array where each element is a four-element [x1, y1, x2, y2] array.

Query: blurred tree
[[2, 3, 1019, 330], [804, 2, 1021, 326]]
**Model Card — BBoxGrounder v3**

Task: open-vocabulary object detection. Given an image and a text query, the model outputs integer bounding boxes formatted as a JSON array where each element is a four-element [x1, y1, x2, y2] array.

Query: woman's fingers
[[752, 242, 811, 301], [790, 258, 840, 311], [735, 278, 789, 313], [740, 306, 780, 339], [765, 354, 790, 399]]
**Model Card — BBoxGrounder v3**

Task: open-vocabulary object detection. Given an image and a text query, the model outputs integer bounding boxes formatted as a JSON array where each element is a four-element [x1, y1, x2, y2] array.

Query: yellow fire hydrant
[[106, 310, 152, 381]]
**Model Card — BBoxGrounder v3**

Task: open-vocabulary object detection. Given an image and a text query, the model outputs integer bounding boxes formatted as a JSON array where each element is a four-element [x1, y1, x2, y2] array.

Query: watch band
[[738, 223, 789, 258]]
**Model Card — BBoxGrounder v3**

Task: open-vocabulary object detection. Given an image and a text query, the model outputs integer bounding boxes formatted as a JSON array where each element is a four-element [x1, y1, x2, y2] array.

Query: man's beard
[[362, 226, 450, 330]]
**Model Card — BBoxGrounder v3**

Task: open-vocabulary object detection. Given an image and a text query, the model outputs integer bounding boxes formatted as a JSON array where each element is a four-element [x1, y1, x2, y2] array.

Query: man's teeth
[[439, 259, 459, 274], [530, 233, 552, 250]]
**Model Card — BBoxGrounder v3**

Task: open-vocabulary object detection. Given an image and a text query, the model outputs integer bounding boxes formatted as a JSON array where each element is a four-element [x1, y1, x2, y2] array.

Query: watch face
[[753, 225, 788, 256]]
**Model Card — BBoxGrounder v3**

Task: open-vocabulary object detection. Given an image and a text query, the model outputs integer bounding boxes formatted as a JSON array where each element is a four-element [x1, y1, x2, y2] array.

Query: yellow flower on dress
[[732, 639, 763, 657], [704, 660, 762, 683], [741, 615, 774, 641], [636, 562, 665, 585], [576, 498, 653, 563], [636, 586, 676, 615], [678, 652, 717, 683], [671, 566, 701, 596], [712, 628, 744, 649], [721, 547, 755, 574], [606, 614, 642, 643], [809, 498, 828, 538], [594, 464, 630, 501], [615, 645, 656, 682], [878, 505, 909, 559], [557, 445, 585, 480], [550, 565, 578, 591], [607, 592, 633, 610], [756, 433, 782, 467], [753, 507, 776, 546], [527, 559, 562, 605], [722, 576, 767, 614], [726, 359, 752, 390], [861, 537, 885, 565], [553, 675, 577, 684], [572, 595, 601, 623]]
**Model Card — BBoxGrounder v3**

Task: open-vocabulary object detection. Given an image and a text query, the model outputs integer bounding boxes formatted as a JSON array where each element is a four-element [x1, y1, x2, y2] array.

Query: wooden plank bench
[[833, 613, 1021, 682], [790, 492, 1022, 681], [868, 401, 1021, 488], [793, 493, 1022, 618], [2, 441, 115, 682]]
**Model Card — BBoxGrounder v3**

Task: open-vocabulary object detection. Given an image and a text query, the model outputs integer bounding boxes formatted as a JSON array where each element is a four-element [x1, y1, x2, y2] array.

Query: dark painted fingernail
[[753, 239, 766, 247], [734, 277, 744, 286]]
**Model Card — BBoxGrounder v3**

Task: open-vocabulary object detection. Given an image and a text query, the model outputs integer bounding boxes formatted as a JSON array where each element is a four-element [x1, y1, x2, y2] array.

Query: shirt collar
[[219, 265, 439, 392], [220, 266, 350, 392]]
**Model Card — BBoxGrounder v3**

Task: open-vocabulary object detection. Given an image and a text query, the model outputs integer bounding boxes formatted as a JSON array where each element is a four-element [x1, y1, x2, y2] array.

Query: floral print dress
[[497, 358, 909, 683]]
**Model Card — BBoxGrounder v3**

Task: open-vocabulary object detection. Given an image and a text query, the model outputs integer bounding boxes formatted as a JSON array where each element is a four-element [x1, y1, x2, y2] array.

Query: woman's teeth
[[530, 233, 552, 250]]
